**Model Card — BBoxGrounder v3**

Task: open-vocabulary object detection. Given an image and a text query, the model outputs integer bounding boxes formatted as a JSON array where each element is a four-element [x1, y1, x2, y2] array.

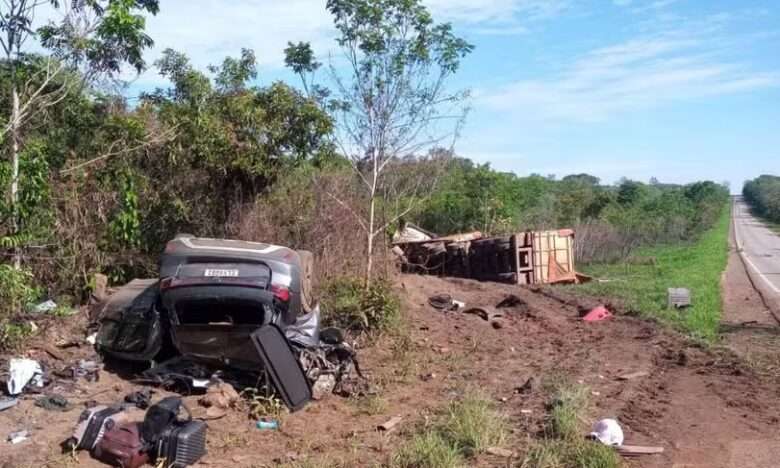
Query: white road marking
[[733, 201, 780, 295]]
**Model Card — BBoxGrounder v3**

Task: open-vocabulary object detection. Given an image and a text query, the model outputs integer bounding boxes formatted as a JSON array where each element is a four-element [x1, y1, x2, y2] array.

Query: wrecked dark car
[[94, 235, 318, 368], [94, 235, 363, 410]]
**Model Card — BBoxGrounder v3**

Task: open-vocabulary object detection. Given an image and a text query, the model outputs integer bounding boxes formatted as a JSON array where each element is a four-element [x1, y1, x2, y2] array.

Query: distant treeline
[[411, 158, 729, 262], [743, 175, 780, 223]]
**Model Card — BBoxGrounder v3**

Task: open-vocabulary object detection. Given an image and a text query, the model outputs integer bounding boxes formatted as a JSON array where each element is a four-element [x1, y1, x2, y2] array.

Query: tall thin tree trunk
[[10, 85, 21, 269], [366, 193, 375, 287]]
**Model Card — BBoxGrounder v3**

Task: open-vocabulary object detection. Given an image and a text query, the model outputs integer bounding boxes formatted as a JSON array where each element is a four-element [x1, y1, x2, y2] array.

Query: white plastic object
[[589, 418, 624, 446], [7, 358, 43, 395]]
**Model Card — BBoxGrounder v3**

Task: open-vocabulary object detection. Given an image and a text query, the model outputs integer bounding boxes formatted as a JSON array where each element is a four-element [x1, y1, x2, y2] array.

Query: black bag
[[250, 324, 312, 411], [141, 396, 190, 447], [155, 420, 207, 468]]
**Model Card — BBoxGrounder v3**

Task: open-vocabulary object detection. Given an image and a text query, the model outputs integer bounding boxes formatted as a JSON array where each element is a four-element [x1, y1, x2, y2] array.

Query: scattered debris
[[311, 374, 336, 400], [617, 371, 649, 381], [429, 294, 457, 310], [86, 333, 97, 345], [192, 379, 209, 389], [588, 419, 624, 446], [583, 305, 613, 322], [668, 288, 692, 309], [8, 429, 30, 444], [515, 377, 538, 394], [199, 381, 239, 410], [7, 358, 44, 395], [487, 447, 516, 458], [616, 445, 665, 456], [40, 344, 65, 361], [34, 394, 71, 412], [67, 359, 100, 382], [124, 389, 154, 409], [256, 419, 280, 430], [496, 294, 526, 308], [378, 416, 403, 432], [520, 409, 533, 415], [31, 299, 58, 314], [463, 306, 502, 322], [0, 397, 18, 412]]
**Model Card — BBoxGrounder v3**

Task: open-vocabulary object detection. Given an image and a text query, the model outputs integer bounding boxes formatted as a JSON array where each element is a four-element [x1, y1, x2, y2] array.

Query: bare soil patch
[[2, 274, 780, 467]]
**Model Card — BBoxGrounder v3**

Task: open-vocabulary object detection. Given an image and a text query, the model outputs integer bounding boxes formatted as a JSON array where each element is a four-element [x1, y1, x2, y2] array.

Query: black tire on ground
[[297, 250, 315, 314]]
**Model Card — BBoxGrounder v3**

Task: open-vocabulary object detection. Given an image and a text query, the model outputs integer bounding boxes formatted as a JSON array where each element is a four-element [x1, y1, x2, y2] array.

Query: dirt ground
[[2, 269, 780, 467]]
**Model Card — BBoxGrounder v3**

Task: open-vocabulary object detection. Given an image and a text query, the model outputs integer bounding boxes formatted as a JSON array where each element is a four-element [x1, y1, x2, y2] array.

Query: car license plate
[[204, 269, 239, 277]]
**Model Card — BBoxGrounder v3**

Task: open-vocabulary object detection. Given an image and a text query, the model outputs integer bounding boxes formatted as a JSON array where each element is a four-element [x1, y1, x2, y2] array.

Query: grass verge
[[521, 379, 621, 468], [389, 390, 508, 468], [574, 205, 730, 342]]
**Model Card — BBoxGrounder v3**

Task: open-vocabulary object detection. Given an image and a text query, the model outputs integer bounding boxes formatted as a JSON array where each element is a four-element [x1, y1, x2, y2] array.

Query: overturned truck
[[393, 225, 589, 285]]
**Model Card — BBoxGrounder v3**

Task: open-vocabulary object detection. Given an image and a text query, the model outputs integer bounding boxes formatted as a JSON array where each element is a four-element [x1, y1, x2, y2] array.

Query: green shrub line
[[574, 204, 731, 342], [744, 175, 780, 224]]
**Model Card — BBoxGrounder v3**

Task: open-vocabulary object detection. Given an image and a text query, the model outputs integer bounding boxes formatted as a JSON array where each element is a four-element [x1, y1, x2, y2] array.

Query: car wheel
[[297, 250, 315, 314]]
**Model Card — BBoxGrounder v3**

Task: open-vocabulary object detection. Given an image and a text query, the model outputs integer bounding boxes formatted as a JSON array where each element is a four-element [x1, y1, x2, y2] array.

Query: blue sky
[[120, 1, 780, 191]]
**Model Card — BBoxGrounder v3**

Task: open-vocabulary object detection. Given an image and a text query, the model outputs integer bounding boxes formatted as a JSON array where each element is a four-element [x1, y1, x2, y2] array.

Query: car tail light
[[271, 284, 290, 302]]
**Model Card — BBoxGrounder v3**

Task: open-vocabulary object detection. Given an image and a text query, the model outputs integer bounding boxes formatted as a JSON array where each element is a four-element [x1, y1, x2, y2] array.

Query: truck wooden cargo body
[[393, 228, 585, 285]]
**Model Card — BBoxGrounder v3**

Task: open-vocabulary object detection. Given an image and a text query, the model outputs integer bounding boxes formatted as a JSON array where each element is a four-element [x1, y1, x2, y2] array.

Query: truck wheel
[[297, 250, 315, 314]]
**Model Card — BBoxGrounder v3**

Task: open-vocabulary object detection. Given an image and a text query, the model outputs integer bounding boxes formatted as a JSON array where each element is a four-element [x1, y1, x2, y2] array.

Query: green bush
[[321, 277, 401, 334], [0, 265, 39, 349]]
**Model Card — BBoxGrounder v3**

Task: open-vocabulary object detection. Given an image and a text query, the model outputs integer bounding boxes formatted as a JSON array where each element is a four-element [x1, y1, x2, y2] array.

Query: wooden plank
[[378, 416, 403, 432], [617, 371, 649, 381], [486, 447, 516, 458], [616, 445, 664, 456]]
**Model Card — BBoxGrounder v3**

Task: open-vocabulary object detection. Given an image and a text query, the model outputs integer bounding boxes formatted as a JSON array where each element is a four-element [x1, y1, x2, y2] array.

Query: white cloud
[[141, 0, 335, 71], [424, 0, 569, 24], [477, 29, 780, 123]]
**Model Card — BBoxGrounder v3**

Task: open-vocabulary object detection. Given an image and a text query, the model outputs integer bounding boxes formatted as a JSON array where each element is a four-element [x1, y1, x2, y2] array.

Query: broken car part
[[250, 324, 312, 412], [0, 397, 18, 412], [34, 394, 70, 412], [94, 279, 164, 362]]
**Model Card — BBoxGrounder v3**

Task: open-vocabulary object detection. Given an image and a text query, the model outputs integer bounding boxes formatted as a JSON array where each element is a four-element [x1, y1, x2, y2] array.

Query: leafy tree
[[287, 0, 474, 285], [0, 0, 158, 266], [137, 49, 335, 249]]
